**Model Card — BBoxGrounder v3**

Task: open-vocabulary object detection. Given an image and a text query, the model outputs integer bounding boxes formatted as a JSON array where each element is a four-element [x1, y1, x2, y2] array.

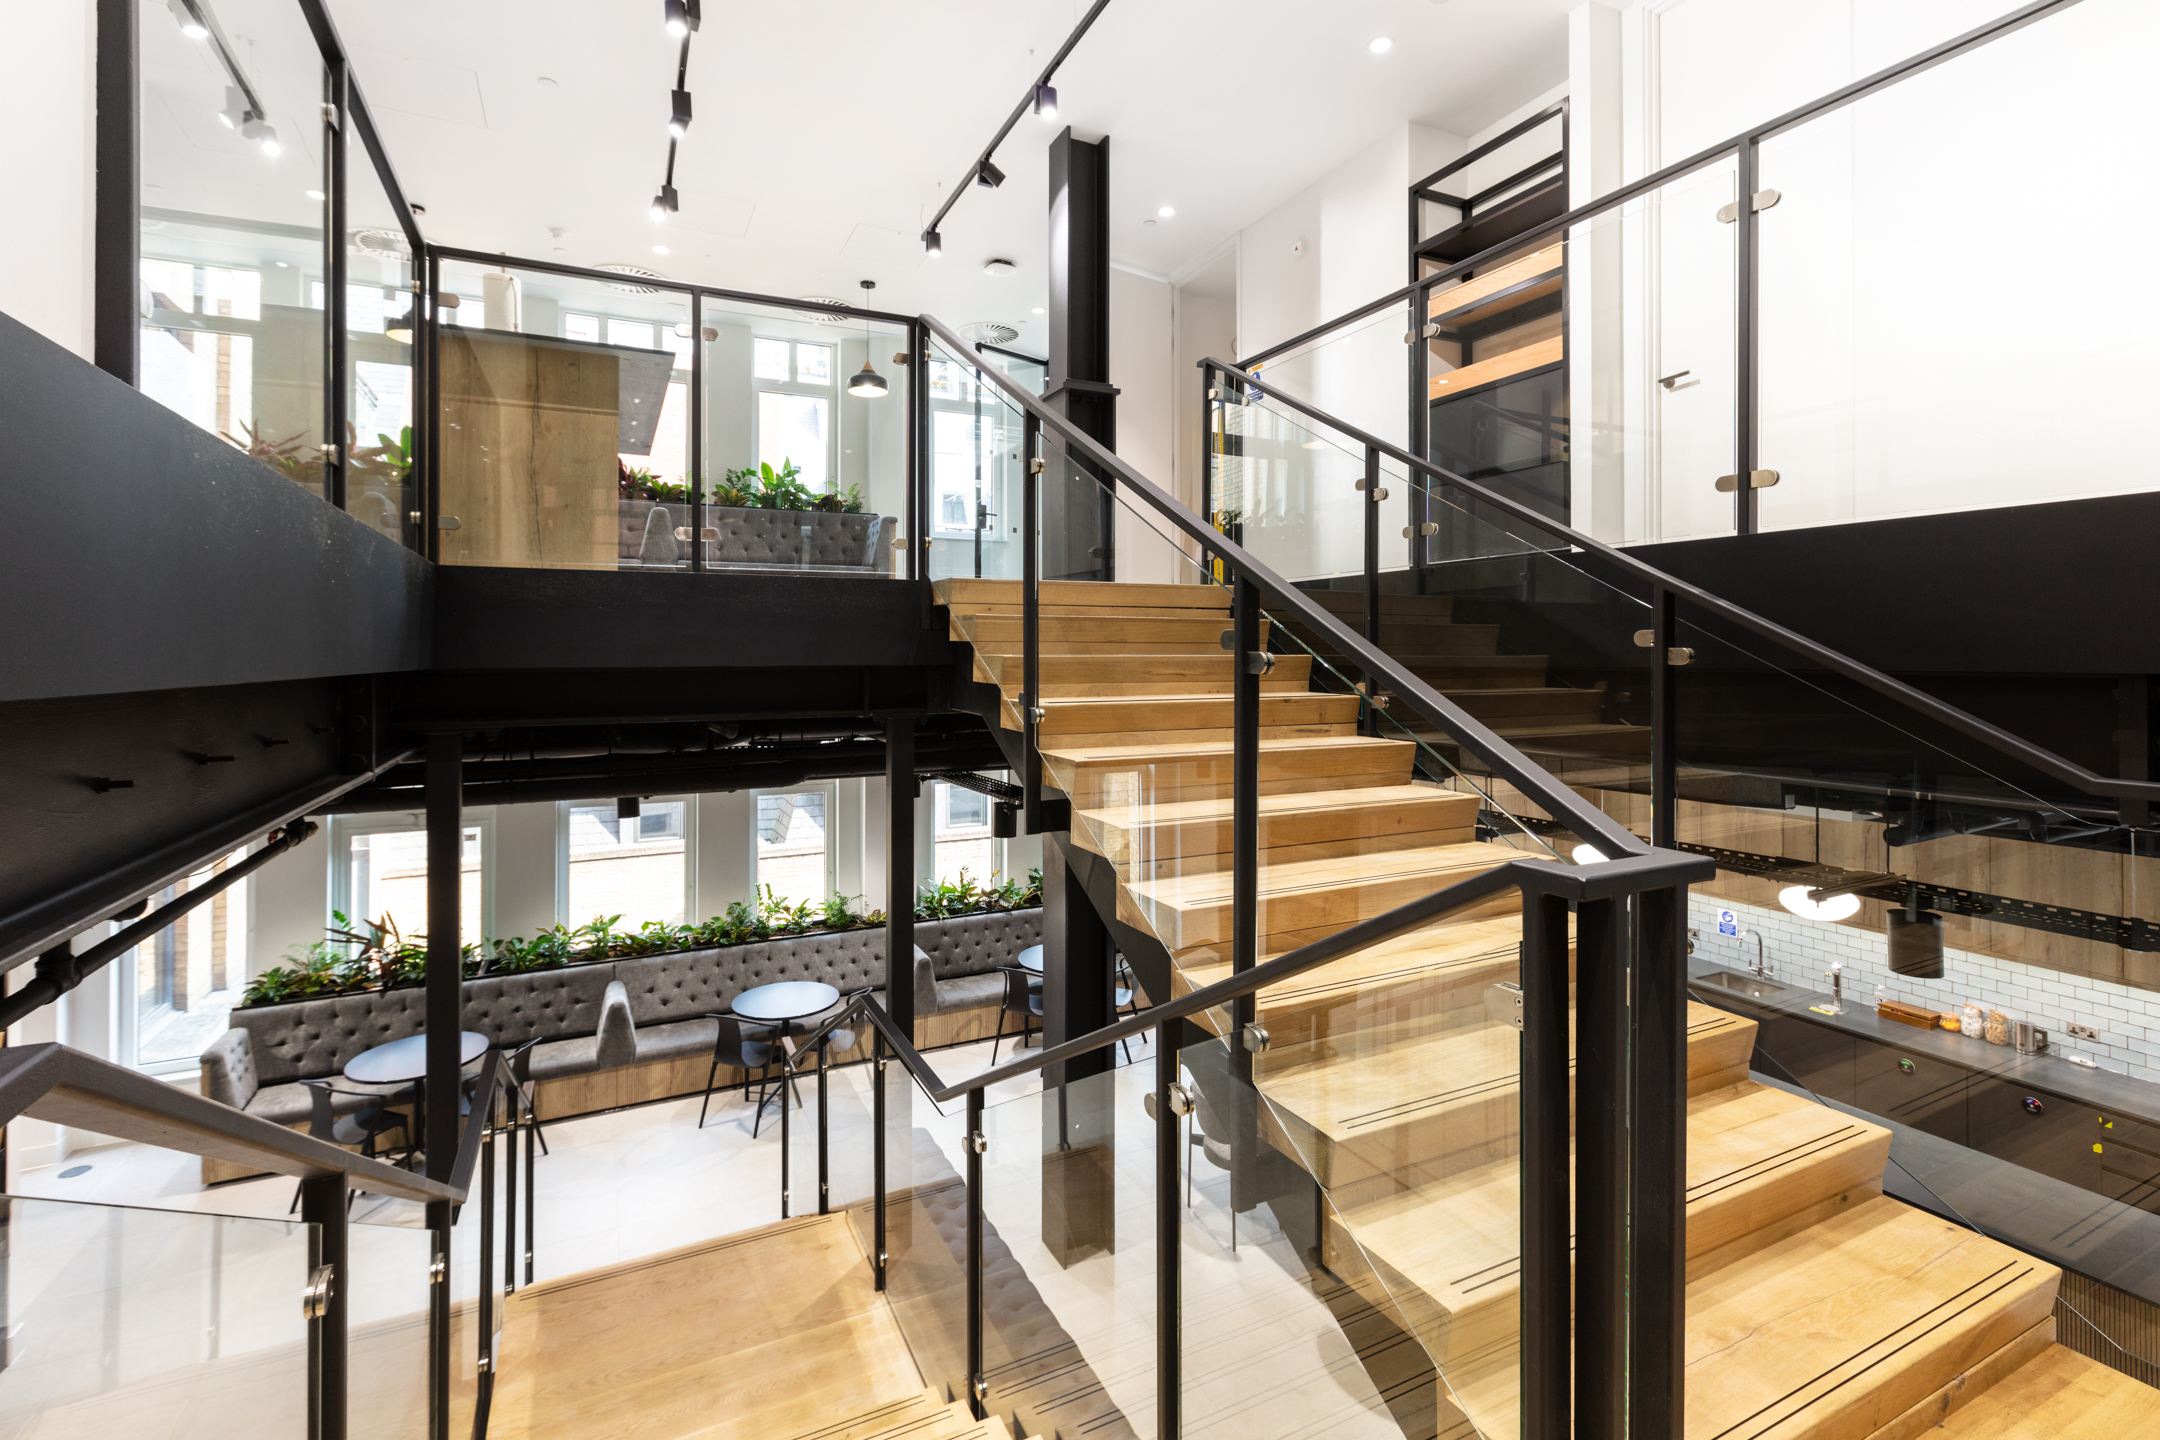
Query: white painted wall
[[1612, 0, 2160, 538], [1108, 264, 1188, 582], [0, 0, 97, 357]]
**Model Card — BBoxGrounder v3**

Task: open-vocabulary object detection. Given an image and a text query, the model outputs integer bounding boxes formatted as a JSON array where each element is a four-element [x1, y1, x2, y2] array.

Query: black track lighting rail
[[920, 0, 1114, 253], [651, 0, 701, 218]]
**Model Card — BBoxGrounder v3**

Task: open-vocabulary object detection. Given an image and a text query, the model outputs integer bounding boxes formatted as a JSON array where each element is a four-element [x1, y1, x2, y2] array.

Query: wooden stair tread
[[1254, 1001, 1755, 1189], [1321, 1079, 1893, 1370], [1682, 1196, 2059, 1440], [933, 576, 1225, 610], [488, 1213, 925, 1440], [1926, 1344, 2160, 1436], [779, 1389, 1011, 1440], [1042, 733, 1410, 766], [1071, 784, 1481, 872]]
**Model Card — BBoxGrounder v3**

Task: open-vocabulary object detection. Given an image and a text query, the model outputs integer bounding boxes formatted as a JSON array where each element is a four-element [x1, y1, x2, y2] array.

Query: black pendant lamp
[[848, 280, 888, 398]]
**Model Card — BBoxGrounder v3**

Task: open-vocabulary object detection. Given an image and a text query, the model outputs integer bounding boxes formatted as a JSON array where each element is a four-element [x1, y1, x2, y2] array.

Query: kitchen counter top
[[1687, 959, 2160, 1124]]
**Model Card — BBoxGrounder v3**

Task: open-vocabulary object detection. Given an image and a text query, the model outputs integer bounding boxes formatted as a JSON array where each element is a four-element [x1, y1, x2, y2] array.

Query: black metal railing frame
[[1234, 0, 2091, 542]]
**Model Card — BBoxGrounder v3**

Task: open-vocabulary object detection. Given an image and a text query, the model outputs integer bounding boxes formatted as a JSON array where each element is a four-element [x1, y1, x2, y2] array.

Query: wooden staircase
[[936, 574, 2160, 1440]]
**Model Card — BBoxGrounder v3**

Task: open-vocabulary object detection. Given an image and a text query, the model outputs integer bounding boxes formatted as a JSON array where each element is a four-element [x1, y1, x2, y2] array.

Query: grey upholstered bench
[[201, 907, 1042, 1162]]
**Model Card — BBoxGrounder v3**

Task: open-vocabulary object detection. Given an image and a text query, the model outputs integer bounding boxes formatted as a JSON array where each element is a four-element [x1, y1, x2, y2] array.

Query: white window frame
[[930, 773, 1009, 885], [749, 781, 839, 903], [326, 809, 497, 949], [553, 795, 698, 928]]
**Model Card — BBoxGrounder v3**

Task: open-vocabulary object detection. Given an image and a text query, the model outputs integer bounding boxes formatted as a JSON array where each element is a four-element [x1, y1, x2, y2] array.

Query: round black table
[[731, 981, 840, 1027], [343, 1031, 490, 1159]]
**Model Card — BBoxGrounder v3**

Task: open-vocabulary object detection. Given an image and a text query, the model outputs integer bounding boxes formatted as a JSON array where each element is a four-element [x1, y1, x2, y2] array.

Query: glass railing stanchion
[[1633, 882, 1691, 1437], [1021, 414, 1045, 832], [1362, 442, 1381, 738], [964, 1085, 987, 1421], [817, 1038, 831, 1216], [872, 1030, 888, 1292], [1157, 1016, 1187, 1440], [1521, 886, 1573, 1440], [300, 1172, 350, 1440], [1578, 893, 1628, 1437]]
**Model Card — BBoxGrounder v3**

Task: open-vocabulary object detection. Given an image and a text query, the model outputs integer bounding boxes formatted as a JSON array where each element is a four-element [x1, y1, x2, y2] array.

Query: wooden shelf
[[1428, 334, 1564, 401], [1427, 242, 1563, 328]]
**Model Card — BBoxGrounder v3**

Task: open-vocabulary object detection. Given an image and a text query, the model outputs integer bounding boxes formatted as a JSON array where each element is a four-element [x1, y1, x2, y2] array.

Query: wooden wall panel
[[438, 332, 619, 569]]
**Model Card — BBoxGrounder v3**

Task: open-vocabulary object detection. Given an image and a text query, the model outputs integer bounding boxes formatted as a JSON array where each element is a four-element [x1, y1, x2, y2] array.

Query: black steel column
[[1041, 831, 1112, 1085], [1041, 830, 1115, 1266], [1045, 125, 1117, 582], [424, 733, 462, 1183], [301, 1172, 349, 1440], [1734, 140, 1760, 536], [424, 248, 442, 562], [1156, 1017, 1185, 1440], [325, 62, 349, 512], [1575, 895, 1628, 1440], [965, 1087, 987, 1420], [1519, 889, 1572, 1440], [909, 319, 926, 583], [1631, 885, 1689, 1439], [92, 0, 137, 386], [885, 719, 916, 1037], [1651, 586, 1680, 849]]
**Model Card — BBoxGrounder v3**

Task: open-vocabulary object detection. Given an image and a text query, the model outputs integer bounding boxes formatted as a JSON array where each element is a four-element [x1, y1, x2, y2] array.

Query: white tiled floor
[[10, 1032, 1415, 1439]]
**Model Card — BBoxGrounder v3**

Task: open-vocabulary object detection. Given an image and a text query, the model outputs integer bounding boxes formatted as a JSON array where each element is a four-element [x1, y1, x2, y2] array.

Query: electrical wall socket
[[2067, 1022, 2100, 1041]]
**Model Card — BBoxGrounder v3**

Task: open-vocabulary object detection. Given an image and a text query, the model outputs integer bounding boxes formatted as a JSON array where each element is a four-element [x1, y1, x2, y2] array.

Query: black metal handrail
[[1204, 353, 2160, 807], [919, 314, 1647, 859]]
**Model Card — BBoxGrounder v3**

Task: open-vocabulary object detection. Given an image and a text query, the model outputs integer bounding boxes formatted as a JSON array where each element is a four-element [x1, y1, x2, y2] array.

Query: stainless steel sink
[[1695, 971, 1787, 999]]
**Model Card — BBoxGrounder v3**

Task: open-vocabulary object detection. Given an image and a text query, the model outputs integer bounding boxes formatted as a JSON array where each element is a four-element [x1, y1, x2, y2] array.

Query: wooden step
[[1320, 1079, 1894, 1377], [1256, 1001, 1756, 1191], [1071, 784, 1481, 873], [1301, 591, 1457, 620], [1681, 1197, 2059, 1440], [1286, 621, 1504, 656], [1120, 839, 1516, 953], [1041, 733, 1416, 807], [933, 576, 1225, 613], [1439, 687, 1606, 725], [957, 612, 1267, 655], [1396, 654, 1553, 690], [781, 1388, 1017, 1440], [488, 1213, 926, 1440], [974, 650, 1314, 696], [1920, 1342, 2160, 1437], [1004, 692, 1362, 747], [1421, 719, 1652, 761]]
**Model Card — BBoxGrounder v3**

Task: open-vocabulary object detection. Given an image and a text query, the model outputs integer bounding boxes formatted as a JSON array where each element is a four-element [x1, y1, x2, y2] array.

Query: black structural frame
[[1236, 0, 2088, 540]]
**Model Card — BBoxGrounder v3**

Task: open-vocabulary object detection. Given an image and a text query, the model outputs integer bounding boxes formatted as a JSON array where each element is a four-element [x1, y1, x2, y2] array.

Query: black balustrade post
[[1575, 894, 1628, 1440], [1651, 586, 1679, 849], [1362, 444, 1381, 737], [424, 248, 442, 562], [780, 1048, 793, 1220], [1231, 575, 1260, 1083], [1519, 888, 1572, 1440], [965, 1086, 987, 1420], [1735, 139, 1761, 536], [1631, 884, 1689, 1439], [477, 1106, 496, 1394], [504, 1082, 518, 1295], [424, 733, 463, 1182], [522, 1101, 536, 1286], [885, 720, 917, 1038], [872, 1030, 888, 1292], [1021, 412, 1045, 831], [690, 290, 705, 573], [325, 60, 348, 512], [301, 1171, 349, 1440], [816, 1038, 830, 1216], [1200, 363, 1215, 575], [427, 1200, 451, 1440], [1156, 1017, 1185, 1440]]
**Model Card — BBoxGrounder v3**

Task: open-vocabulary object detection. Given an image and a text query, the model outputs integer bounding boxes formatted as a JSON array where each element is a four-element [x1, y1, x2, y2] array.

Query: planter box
[[618, 499, 891, 571]]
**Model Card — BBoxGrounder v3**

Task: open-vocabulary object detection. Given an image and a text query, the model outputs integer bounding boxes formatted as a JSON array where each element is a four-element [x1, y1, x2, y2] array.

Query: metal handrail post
[[1575, 894, 1628, 1439], [301, 1171, 349, 1440], [964, 1087, 986, 1419], [503, 1081, 518, 1295], [477, 1104, 496, 1388], [816, 1039, 830, 1216], [780, 1044, 792, 1220], [1518, 889, 1572, 1440], [1362, 444, 1381, 735], [1021, 413, 1045, 831], [1156, 1018, 1184, 1440], [872, 1030, 888, 1292]]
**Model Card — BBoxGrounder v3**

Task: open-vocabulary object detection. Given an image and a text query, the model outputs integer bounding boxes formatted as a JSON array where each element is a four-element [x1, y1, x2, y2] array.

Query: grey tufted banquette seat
[[202, 908, 1041, 1127]]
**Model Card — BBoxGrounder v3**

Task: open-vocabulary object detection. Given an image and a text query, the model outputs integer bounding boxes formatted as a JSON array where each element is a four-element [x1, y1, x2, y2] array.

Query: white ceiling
[[324, 0, 1570, 354]]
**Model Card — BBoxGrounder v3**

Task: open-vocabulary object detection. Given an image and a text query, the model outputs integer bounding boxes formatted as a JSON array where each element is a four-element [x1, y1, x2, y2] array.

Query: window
[[933, 409, 983, 535], [564, 312, 601, 343], [128, 844, 250, 1072], [752, 338, 837, 493], [753, 787, 833, 905], [758, 391, 830, 489], [607, 318, 657, 350], [933, 777, 1003, 884], [328, 813, 493, 952], [560, 798, 691, 929]]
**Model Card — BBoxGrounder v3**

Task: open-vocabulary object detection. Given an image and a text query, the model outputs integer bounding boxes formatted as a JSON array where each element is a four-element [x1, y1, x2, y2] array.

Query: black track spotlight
[[669, 89, 693, 138], [976, 159, 1006, 189], [922, 228, 943, 258], [650, 183, 679, 222], [1034, 81, 1058, 120], [663, 0, 699, 38]]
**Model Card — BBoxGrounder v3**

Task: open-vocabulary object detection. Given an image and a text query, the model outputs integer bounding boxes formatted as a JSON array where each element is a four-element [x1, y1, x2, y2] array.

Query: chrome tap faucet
[[1824, 960, 1845, 1015], [1738, 929, 1769, 980]]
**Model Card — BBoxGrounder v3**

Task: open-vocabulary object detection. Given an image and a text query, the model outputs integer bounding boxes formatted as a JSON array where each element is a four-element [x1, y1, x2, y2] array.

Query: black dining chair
[[990, 966, 1044, 1064], [290, 1081, 410, 1213], [1185, 1078, 1239, 1251], [698, 1013, 781, 1133], [792, 988, 869, 1066]]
